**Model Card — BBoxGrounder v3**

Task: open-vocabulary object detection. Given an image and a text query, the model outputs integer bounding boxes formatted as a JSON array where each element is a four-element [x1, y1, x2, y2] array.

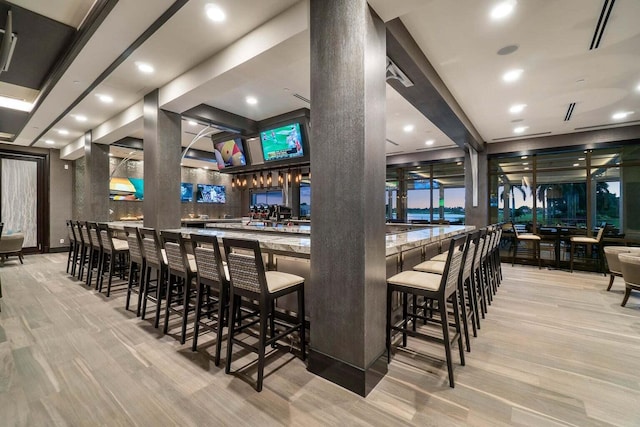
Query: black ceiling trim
[[28, 0, 189, 146], [564, 102, 576, 121], [590, 0, 615, 50]]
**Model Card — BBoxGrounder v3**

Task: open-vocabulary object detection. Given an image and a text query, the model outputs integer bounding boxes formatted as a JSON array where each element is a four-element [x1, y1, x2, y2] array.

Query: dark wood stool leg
[[439, 296, 454, 388], [386, 285, 393, 363]]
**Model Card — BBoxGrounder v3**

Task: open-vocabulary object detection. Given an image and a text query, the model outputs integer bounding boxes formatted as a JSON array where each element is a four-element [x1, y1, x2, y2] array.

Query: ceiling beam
[[385, 18, 485, 153], [182, 104, 258, 136]]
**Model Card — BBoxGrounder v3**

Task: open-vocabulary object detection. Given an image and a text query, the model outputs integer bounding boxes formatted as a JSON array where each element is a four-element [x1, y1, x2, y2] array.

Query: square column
[[308, 0, 387, 396], [143, 89, 181, 230], [83, 131, 110, 221]]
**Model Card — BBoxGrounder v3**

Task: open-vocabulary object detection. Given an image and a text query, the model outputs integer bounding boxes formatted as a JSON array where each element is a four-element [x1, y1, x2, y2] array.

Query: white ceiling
[[8, 0, 640, 160], [400, 0, 640, 142]]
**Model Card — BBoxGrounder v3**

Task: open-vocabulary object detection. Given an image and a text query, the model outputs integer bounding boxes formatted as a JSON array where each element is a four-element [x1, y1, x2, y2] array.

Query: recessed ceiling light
[[612, 111, 633, 120], [188, 120, 197, 126], [573, 163, 579, 167], [108, 153, 113, 157], [0, 95, 34, 112], [457, 161, 463, 166], [57, 129, 69, 135], [578, 157, 585, 161], [45, 139, 55, 145], [205, 3, 226, 22], [204, 166, 209, 170], [246, 96, 258, 105], [513, 126, 528, 134], [521, 155, 528, 159], [403, 124, 414, 132], [96, 94, 113, 103], [503, 69, 523, 83], [522, 162, 528, 165], [509, 104, 527, 114], [425, 139, 435, 145], [135, 61, 154, 74], [524, 167, 529, 170], [490, 0, 516, 20], [74, 115, 87, 122], [635, 83, 640, 91]]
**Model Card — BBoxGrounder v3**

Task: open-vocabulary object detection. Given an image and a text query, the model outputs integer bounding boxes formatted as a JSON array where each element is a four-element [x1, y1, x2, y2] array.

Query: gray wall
[[49, 150, 73, 249]]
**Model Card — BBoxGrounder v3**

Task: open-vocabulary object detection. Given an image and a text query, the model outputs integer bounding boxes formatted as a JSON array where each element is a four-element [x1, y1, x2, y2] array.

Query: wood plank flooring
[[1, 254, 639, 426]]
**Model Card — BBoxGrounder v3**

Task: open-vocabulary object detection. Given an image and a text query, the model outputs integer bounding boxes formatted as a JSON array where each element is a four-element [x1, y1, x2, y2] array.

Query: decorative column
[[83, 131, 110, 221], [143, 89, 181, 230], [309, 0, 387, 396]]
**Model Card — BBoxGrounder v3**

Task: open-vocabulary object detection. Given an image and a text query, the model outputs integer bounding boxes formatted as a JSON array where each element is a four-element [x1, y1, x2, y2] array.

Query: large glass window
[[251, 190, 283, 206], [385, 181, 398, 220], [536, 152, 588, 228], [299, 181, 311, 218]]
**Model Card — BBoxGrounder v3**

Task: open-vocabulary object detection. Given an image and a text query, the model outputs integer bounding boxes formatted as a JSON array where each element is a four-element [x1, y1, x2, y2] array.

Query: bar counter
[[108, 221, 473, 257]]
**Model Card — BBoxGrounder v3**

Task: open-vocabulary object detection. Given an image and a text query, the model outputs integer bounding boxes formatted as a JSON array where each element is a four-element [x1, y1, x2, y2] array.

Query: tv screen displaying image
[[180, 182, 193, 202], [260, 122, 304, 162], [196, 184, 226, 204], [213, 138, 246, 169], [109, 177, 144, 201]]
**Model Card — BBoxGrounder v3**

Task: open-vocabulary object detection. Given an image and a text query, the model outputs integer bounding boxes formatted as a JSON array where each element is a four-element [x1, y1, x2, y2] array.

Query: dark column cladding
[[308, 0, 387, 396], [143, 89, 181, 230], [83, 131, 110, 221]]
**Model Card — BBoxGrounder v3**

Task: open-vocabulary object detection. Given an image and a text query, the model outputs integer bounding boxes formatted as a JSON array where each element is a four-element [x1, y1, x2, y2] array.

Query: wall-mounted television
[[196, 184, 226, 204], [180, 182, 193, 202], [260, 122, 304, 162], [213, 138, 246, 169], [110, 177, 144, 201]]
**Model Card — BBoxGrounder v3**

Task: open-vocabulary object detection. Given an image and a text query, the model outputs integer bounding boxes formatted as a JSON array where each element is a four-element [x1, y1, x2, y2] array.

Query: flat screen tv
[[260, 122, 304, 162], [180, 182, 193, 202], [109, 177, 144, 201], [213, 138, 246, 169], [196, 184, 226, 204]]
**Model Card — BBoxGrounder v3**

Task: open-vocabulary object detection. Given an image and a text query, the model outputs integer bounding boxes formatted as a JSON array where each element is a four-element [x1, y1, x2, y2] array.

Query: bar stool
[[98, 224, 129, 297], [77, 221, 92, 282], [70, 221, 83, 277], [191, 234, 230, 365], [161, 231, 198, 344], [140, 228, 168, 328], [124, 226, 145, 316], [66, 220, 79, 274], [386, 234, 466, 388], [223, 237, 305, 392], [86, 222, 103, 288], [413, 232, 476, 352], [570, 227, 605, 273], [511, 222, 541, 269]]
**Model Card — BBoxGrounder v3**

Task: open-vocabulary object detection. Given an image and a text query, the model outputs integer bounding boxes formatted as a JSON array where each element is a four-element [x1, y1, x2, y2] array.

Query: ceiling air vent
[[590, 0, 615, 50], [564, 102, 576, 121], [292, 93, 310, 104], [492, 131, 552, 141]]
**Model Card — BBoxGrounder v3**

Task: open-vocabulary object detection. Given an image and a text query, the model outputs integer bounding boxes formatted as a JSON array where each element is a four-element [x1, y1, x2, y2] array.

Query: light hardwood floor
[[1, 254, 639, 426]]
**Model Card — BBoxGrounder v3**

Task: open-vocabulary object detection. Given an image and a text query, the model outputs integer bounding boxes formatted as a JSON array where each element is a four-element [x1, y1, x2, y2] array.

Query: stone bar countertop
[[160, 225, 473, 257], [205, 222, 312, 234]]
